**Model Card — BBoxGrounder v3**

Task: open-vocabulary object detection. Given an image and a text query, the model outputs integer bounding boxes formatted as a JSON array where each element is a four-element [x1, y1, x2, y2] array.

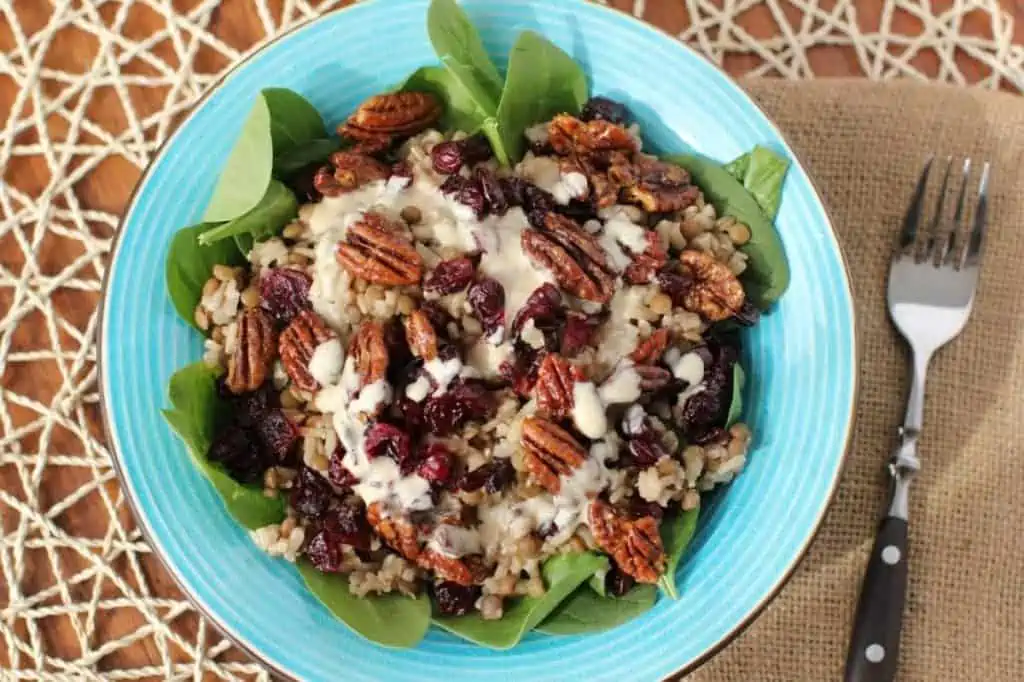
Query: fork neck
[[902, 349, 933, 435]]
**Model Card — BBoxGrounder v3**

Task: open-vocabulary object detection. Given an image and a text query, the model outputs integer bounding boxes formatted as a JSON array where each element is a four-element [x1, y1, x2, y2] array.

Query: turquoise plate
[[100, 1, 857, 679]]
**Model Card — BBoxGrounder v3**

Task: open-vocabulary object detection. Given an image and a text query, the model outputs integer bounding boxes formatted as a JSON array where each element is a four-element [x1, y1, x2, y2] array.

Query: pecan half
[[535, 353, 584, 420], [314, 152, 390, 197], [225, 308, 277, 394], [630, 328, 670, 365], [548, 115, 638, 155], [367, 502, 421, 561], [348, 320, 389, 387], [418, 548, 488, 586], [336, 211, 423, 286], [522, 214, 614, 304], [404, 309, 439, 362], [340, 92, 441, 141], [622, 157, 700, 213], [520, 416, 587, 494], [279, 309, 336, 392], [588, 499, 666, 584], [678, 250, 745, 321], [623, 231, 668, 285]]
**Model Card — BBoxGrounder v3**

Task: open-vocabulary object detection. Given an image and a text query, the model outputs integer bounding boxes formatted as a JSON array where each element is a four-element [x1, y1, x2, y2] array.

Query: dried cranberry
[[423, 381, 494, 436], [499, 348, 545, 397], [556, 198, 598, 223], [628, 434, 667, 466], [678, 342, 738, 438], [255, 409, 299, 462], [560, 312, 601, 356], [581, 96, 630, 125], [511, 283, 562, 335], [363, 422, 412, 464], [323, 501, 372, 550], [604, 565, 637, 596], [419, 301, 455, 337], [208, 423, 271, 484], [290, 467, 334, 519], [457, 459, 515, 493], [468, 277, 506, 339], [391, 160, 413, 181], [417, 444, 454, 485], [327, 446, 356, 488], [424, 257, 475, 295], [628, 498, 665, 521], [433, 581, 481, 616], [733, 301, 760, 327], [655, 271, 694, 308], [260, 269, 312, 323], [394, 396, 425, 431], [458, 181, 488, 218], [440, 174, 468, 195], [523, 184, 556, 216], [460, 134, 493, 164], [692, 427, 728, 446], [305, 529, 344, 572], [431, 140, 465, 174], [234, 383, 275, 425], [475, 167, 508, 215], [500, 176, 528, 206]]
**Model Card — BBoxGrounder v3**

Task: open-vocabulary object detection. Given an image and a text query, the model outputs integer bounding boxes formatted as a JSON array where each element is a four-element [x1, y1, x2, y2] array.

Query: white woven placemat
[[1, 1, 1020, 679]]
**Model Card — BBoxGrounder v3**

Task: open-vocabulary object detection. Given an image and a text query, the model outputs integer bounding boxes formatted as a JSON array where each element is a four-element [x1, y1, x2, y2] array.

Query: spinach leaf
[[433, 552, 607, 649], [657, 503, 701, 599], [426, 0, 503, 104], [274, 137, 342, 177], [726, 362, 746, 427], [297, 560, 431, 648], [161, 363, 286, 529], [198, 180, 298, 246], [536, 583, 657, 636], [165, 223, 245, 331], [204, 89, 324, 223], [667, 153, 790, 307], [496, 30, 588, 163], [725, 146, 789, 221], [400, 65, 490, 134]]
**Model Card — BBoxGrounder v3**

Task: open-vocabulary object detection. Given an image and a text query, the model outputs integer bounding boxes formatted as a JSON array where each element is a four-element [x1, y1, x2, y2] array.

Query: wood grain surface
[[0, 0, 1021, 679]]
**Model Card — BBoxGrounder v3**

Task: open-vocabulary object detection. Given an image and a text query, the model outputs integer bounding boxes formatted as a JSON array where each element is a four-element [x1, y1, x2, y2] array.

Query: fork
[[844, 156, 991, 682]]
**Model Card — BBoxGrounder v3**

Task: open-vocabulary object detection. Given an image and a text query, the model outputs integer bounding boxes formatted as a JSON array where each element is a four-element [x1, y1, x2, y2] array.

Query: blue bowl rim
[[96, 1, 860, 678]]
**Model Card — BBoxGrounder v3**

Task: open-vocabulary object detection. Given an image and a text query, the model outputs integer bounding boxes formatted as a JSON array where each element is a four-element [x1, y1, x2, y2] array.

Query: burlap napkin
[[683, 80, 1024, 681]]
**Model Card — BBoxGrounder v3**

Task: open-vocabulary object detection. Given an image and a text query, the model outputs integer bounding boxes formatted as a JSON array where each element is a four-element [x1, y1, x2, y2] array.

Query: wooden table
[[1, 0, 1021, 679]]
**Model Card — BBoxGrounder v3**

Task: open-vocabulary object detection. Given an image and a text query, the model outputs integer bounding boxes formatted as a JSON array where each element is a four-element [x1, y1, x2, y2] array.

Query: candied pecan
[[630, 328, 670, 365], [635, 365, 672, 391], [535, 354, 584, 420], [418, 548, 488, 586], [279, 309, 336, 392], [340, 92, 441, 141], [522, 214, 614, 304], [404, 309, 439, 362], [622, 157, 700, 213], [520, 417, 587, 494], [350, 135, 393, 156], [623, 231, 668, 285], [348, 320, 389, 387], [314, 152, 390, 197], [367, 502, 421, 561], [336, 211, 423, 286], [588, 499, 666, 584], [548, 114, 638, 155], [225, 308, 277, 394], [678, 250, 746, 321]]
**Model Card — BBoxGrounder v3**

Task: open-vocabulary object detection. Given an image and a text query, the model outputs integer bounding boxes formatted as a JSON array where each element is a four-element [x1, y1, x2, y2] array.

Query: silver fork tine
[[940, 158, 971, 267], [898, 155, 933, 254], [924, 157, 952, 262], [962, 162, 991, 269]]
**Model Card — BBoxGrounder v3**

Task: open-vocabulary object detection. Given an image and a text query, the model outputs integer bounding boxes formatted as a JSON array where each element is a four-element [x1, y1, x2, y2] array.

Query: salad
[[161, 0, 790, 649]]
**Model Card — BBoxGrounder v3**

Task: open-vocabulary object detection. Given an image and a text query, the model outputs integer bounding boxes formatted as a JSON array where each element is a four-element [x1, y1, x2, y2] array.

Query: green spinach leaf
[[496, 30, 588, 163], [161, 363, 286, 529], [399, 65, 490, 134], [204, 89, 324, 223], [165, 223, 245, 331], [657, 503, 701, 599], [536, 583, 657, 636], [427, 0, 503, 104], [433, 552, 607, 649], [726, 362, 746, 427], [725, 146, 789, 221], [667, 153, 790, 307], [297, 560, 431, 648], [274, 137, 342, 177], [198, 180, 298, 246]]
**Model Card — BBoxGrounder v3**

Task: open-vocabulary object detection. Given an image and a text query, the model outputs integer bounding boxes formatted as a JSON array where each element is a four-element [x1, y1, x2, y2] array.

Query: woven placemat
[[2, 1, 1023, 680]]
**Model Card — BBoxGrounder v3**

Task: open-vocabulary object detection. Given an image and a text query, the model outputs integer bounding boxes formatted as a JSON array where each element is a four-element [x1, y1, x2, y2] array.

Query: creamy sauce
[[571, 382, 607, 439], [464, 339, 513, 380], [598, 361, 642, 405], [427, 524, 483, 558], [405, 375, 432, 402], [307, 339, 344, 387], [598, 217, 649, 273], [666, 348, 705, 386], [424, 356, 463, 395]]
